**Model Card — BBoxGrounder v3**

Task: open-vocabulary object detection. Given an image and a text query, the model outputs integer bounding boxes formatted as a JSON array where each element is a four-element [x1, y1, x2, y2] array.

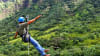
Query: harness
[[18, 15, 30, 42], [23, 15, 30, 42], [20, 33, 30, 42]]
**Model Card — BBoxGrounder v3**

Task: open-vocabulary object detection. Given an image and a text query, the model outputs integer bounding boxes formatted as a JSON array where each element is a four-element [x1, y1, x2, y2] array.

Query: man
[[14, 15, 50, 56]]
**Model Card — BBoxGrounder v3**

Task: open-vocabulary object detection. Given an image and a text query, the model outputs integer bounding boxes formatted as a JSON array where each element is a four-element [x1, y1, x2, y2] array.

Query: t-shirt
[[16, 22, 29, 37]]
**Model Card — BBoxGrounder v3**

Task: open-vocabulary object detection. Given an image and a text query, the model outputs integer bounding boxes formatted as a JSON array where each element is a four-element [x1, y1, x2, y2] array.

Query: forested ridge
[[0, 0, 100, 56]]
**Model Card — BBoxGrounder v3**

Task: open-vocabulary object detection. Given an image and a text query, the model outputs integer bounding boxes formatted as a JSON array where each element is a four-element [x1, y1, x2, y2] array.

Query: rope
[[28, 40, 30, 56], [26, 15, 30, 56]]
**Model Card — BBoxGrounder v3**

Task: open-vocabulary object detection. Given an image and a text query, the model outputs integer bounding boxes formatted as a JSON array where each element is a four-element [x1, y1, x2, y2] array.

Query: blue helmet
[[18, 17, 25, 22]]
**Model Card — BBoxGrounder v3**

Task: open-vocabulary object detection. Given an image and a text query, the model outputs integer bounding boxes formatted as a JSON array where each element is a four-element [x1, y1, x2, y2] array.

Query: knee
[[30, 39, 39, 46]]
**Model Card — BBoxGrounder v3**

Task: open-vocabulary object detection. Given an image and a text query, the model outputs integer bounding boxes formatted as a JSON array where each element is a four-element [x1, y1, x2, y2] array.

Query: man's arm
[[28, 15, 42, 24], [14, 32, 18, 39]]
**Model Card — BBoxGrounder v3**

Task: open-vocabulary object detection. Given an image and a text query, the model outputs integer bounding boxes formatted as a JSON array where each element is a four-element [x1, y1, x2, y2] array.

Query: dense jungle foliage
[[0, 0, 100, 56]]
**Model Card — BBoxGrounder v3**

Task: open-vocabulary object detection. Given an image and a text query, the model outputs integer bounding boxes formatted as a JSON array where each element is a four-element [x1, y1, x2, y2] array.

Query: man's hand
[[39, 15, 42, 17], [14, 32, 18, 39], [14, 36, 16, 39]]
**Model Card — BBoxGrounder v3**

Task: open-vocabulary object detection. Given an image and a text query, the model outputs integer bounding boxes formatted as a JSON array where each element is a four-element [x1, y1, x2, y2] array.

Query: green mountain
[[0, 0, 100, 56]]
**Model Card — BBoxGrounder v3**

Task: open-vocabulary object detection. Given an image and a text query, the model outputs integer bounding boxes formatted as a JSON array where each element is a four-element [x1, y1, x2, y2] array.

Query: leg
[[29, 36, 46, 56]]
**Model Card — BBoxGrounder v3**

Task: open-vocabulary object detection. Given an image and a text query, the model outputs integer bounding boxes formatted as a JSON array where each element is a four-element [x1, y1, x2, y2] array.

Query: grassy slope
[[0, 0, 100, 56]]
